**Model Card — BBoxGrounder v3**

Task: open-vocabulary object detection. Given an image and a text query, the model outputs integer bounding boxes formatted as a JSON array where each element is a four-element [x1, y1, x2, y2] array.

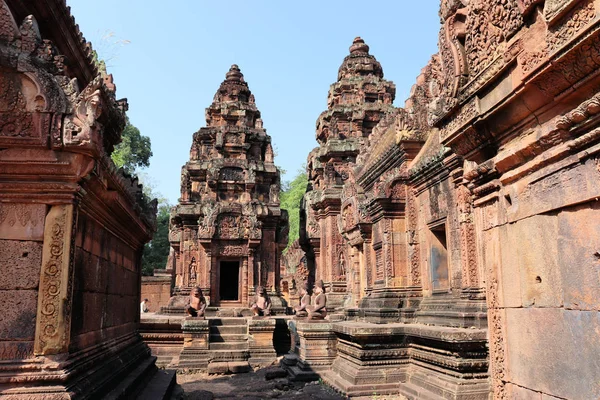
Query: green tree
[[111, 119, 152, 174], [141, 203, 171, 276], [280, 167, 308, 248]]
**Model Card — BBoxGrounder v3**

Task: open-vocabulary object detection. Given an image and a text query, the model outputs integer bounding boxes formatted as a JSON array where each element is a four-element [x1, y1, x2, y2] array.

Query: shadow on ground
[[175, 365, 345, 400]]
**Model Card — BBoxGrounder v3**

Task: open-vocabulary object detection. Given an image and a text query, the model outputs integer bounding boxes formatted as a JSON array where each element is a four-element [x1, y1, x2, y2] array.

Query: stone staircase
[[207, 318, 252, 373]]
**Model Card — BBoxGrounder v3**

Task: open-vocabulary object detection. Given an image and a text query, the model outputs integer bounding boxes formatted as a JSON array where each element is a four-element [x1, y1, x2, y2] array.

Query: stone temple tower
[[300, 37, 397, 310], [167, 65, 288, 311]]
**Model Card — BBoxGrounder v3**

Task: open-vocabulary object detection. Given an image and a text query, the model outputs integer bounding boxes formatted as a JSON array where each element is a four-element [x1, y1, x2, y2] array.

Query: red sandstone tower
[[301, 37, 396, 310], [166, 65, 288, 313]]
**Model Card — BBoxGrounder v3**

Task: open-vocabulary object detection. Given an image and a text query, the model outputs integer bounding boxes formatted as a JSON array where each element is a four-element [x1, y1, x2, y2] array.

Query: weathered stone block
[[505, 308, 600, 399], [207, 361, 228, 374], [557, 202, 600, 311], [506, 383, 542, 399], [0, 204, 46, 241], [0, 290, 37, 340], [0, 340, 34, 360], [0, 240, 42, 290], [511, 214, 562, 308], [181, 318, 210, 349]]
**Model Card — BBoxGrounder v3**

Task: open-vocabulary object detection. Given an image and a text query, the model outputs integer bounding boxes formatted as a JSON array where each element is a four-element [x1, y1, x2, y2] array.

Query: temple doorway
[[219, 261, 240, 302]]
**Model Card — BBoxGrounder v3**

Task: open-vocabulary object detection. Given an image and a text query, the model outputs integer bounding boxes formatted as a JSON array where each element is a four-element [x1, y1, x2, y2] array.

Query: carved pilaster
[[457, 184, 480, 289], [242, 257, 249, 305], [247, 248, 254, 295], [407, 190, 421, 286], [34, 204, 75, 355]]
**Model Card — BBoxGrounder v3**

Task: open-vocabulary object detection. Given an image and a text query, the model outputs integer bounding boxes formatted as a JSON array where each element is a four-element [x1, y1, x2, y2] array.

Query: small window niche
[[429, 221, 449, 291]]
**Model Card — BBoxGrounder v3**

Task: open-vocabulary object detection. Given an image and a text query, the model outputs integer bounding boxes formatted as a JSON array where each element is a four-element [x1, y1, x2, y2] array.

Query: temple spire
[[349, 36, 369, 54], [225, 64, 244, 82]]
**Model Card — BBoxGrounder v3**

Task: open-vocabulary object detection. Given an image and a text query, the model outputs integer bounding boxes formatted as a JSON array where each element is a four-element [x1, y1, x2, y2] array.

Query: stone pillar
[[312, 245, 321, 284], [363, 239, 373, 290], [178, 317, 210, 369], [175, 251, 182, 288], [241, 256, 249, 306], [34, 204, 75, 355], [247, 249, 255, 294], [210, 251, 218, 305], [282, 320, 337, 381], [248, 318, 277, 367]]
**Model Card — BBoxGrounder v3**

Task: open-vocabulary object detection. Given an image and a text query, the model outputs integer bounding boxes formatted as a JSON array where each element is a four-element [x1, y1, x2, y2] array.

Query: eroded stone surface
[[0, 290, 37, 340], [0, 240, 42, 290]]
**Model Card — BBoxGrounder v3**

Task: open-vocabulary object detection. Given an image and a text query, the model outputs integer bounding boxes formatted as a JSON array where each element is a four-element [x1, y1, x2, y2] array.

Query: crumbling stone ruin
[[1, 0, 600, 399]]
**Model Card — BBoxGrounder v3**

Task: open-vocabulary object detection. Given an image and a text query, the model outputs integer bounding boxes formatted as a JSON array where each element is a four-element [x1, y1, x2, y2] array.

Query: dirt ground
[[174, 365, 407, 400], [175, 366, 343, 399]]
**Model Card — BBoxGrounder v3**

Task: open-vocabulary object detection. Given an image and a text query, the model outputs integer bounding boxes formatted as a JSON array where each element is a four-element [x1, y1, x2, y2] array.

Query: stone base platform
[[415, 294, 487, 329], [140, 314, 288, 374], [0, 334, 175, 400], [357, 287, 422, 323], [282, 320, 337, 382], [321, 322, 489, 400]]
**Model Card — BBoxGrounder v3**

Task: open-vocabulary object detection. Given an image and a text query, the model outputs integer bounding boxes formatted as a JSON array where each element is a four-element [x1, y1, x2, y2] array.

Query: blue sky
[[68, 1, 441, 205]]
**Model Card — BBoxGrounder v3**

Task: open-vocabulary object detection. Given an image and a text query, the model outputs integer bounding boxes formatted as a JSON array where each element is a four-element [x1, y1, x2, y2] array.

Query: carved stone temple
[[165, 65, 288, 312], [2, 0, 600, 398], [283, 2, 600, 396], [0, 0, 173, 398]]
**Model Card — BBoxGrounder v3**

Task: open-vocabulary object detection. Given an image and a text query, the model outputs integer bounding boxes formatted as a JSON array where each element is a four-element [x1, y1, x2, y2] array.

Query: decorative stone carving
[[34, 204, 74, 355], [547, 0, 596, 51], [0, 203, 46, 241], [464, 0, 523, 76]]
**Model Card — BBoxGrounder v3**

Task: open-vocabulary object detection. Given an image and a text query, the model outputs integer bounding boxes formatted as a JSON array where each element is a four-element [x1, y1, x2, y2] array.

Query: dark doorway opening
[[220, 261, 239, 301]]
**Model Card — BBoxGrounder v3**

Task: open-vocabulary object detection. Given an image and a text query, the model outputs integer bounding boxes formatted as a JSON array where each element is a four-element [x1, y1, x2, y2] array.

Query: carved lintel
[[544, 0, 587, 24], [34, 204, 74, 355]]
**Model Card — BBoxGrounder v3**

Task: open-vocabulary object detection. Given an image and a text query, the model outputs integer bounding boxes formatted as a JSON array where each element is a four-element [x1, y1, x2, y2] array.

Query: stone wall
[[142, 274, 173, 312], [70, 212, 141, 350], [0, 205, 45, 361]]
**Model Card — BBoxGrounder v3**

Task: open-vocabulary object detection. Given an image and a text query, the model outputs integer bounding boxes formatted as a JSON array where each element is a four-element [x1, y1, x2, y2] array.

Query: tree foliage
[[280, 167, 308, 248], [111, 120, 152, 174], [141, 203, 171, 276]]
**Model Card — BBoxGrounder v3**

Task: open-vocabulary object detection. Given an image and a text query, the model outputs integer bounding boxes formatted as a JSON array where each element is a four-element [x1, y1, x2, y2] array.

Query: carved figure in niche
[[307, 280, 327, 320], [269, 184, 279, 203], [190, 141, 199, 160], [343, 205, 354, 230], [250, 286, 272, 316], [186, 287, 207, 318], [181, 170, 191, 201], [265, 144, 274, 163], [189, 257, 197, 285], [338, 253, 346, 280], [294, 284, 312, 318]]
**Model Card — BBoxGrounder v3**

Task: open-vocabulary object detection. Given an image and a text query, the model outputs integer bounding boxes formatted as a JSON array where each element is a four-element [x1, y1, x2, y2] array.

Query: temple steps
[[207, 318, 251, 367], [209, 341, 248, 351], [134, 369, 177, 400], [210, 317, 250, 326], [209, 325, 248, 335], [209, 333, 247, 342], [104, 356, 175, 400]]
